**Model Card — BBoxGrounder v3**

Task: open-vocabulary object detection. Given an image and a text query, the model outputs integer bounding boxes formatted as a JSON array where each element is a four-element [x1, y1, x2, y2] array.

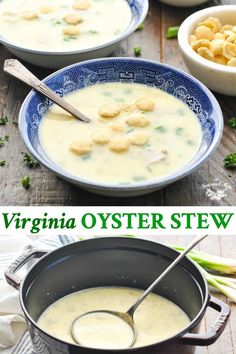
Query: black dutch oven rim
[[5, 237, 231, 352]]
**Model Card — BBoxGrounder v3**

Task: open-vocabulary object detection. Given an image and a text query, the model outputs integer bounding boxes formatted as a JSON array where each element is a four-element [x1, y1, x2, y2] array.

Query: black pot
[[5, 237, 230, 354]]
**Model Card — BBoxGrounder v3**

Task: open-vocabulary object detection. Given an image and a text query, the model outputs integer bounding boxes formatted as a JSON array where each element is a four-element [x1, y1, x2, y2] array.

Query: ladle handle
[[127, 234, 208, 317], [3, 59, 90, 123]]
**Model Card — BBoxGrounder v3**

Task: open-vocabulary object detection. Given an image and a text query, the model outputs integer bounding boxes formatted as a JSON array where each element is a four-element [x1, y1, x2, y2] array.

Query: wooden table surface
[[0, 0, 236, 206], [159, 234, 236, 354]]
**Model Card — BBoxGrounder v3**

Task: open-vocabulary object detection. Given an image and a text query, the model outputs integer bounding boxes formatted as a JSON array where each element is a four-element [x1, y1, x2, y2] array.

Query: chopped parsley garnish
[[0, 160, 5, 167], [22, 152, 39, 168]]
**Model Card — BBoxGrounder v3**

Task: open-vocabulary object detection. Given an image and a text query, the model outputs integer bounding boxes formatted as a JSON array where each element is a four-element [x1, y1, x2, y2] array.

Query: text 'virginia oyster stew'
[[38, 287, 190, 349], [0, 0, 132, 52], [39, 82, 202, 184]]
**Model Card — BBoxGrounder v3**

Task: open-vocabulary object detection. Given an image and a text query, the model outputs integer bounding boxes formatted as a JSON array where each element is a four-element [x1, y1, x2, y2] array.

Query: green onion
[[173, 246, 236, 303], [136, 23, 144, 31], [166, 26, 180, 39], [134, 46, 142, 57], [21, 176, 30, 189], [174, 247, 236, 274]]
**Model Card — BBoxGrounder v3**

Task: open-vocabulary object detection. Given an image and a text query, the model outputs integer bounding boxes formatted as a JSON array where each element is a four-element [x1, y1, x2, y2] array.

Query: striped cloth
[[0, 235, 77, 354]]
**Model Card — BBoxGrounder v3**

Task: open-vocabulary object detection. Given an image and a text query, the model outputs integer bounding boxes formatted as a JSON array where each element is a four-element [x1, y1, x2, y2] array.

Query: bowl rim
[[19, 237, 210, 352], [178, 5, 236, 73], [0, 0, 149, 56], [19, 57, 224, 192]]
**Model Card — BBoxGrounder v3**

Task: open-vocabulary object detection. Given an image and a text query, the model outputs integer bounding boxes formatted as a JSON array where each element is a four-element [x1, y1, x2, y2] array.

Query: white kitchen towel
[[0, 235, 77, 353]]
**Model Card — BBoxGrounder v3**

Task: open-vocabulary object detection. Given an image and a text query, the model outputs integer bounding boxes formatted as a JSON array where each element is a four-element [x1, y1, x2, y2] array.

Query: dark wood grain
[[0, 0, 235, 206]]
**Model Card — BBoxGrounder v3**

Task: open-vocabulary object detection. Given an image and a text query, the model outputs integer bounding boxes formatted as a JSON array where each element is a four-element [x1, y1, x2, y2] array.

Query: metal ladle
[[71, 234, 208, 349], [3, 59, 90, 123]]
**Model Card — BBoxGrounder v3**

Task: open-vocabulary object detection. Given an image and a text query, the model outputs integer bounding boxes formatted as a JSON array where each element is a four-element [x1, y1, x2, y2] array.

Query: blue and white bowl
[[0, 0, 148, 69], [19, 58, 224, 197]]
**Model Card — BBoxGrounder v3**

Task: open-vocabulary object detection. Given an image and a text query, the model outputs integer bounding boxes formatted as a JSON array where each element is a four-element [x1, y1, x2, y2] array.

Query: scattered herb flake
[[63, 36, 77, 42], [177, 108, 186, 116], [166, 26, 180, 39], [0, 135, 9, 147], [115, 97, 125, 103], [155, 126, 167, 133], [13, 121, 18, 128], [102, 91, 112, 96], [187, 139, 195, 146], [134, 46, 141, 57], [143, 143, 151, 148], [224, 153, 236, 169], [134, 176, 146, 182], [0, 116, 8, 125], [22, 152, 39, 168], [176, 127, 184, 136], [81, 154, 91, 161], [89, 29, 98, 34], [126, 128, 134, 134], [228, 117, 236, 129], [21, 176, 30, 189], [51, 18, 63, 25], [0, 160, 5, 166]]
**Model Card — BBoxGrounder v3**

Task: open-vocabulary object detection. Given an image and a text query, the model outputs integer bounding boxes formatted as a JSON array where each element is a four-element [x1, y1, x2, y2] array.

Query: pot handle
[[181, 296, 231, 346], [5, 248, 47, 290]]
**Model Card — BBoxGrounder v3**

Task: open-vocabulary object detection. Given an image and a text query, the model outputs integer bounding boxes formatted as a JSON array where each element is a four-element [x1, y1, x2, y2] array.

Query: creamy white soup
[[37, 287, 190, 349], [0, 0, 132, 51], [39, 82, 202, 184]]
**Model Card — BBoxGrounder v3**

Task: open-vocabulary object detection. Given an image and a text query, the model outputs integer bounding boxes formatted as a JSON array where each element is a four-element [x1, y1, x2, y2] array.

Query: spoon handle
[[127, 234, 208, 317], [3, 59, 90, 123]]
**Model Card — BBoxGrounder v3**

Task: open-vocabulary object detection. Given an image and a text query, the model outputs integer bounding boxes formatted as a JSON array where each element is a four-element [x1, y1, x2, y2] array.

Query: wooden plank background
[[157, 235, 236, 354], [0, 0, 235, 207]]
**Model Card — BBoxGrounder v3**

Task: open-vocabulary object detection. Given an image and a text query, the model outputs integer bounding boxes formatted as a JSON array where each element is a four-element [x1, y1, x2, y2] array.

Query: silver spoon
[[3, 59, 90, 123], [71, 234, 208, 349]]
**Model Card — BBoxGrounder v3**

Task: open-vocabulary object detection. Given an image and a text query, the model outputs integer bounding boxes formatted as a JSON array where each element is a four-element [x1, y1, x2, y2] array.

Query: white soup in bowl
[[39, 82, 202, 185], [0, 0, 132, 52]]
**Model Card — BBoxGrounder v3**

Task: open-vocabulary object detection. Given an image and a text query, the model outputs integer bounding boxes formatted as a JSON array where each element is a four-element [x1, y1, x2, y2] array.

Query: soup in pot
[[38, 287, 190, 349], [0, 0, 132, 52], [39, 82, 202, 184]]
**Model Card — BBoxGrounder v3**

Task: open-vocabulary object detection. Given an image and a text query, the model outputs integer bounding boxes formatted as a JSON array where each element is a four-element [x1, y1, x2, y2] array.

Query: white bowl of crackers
[[159, 0, 208, 7], [178, 5, 236, 96]]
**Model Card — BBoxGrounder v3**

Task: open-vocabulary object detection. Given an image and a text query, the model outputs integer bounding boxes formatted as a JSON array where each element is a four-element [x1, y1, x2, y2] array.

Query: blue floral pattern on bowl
[[19, 58, 223, 195]]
